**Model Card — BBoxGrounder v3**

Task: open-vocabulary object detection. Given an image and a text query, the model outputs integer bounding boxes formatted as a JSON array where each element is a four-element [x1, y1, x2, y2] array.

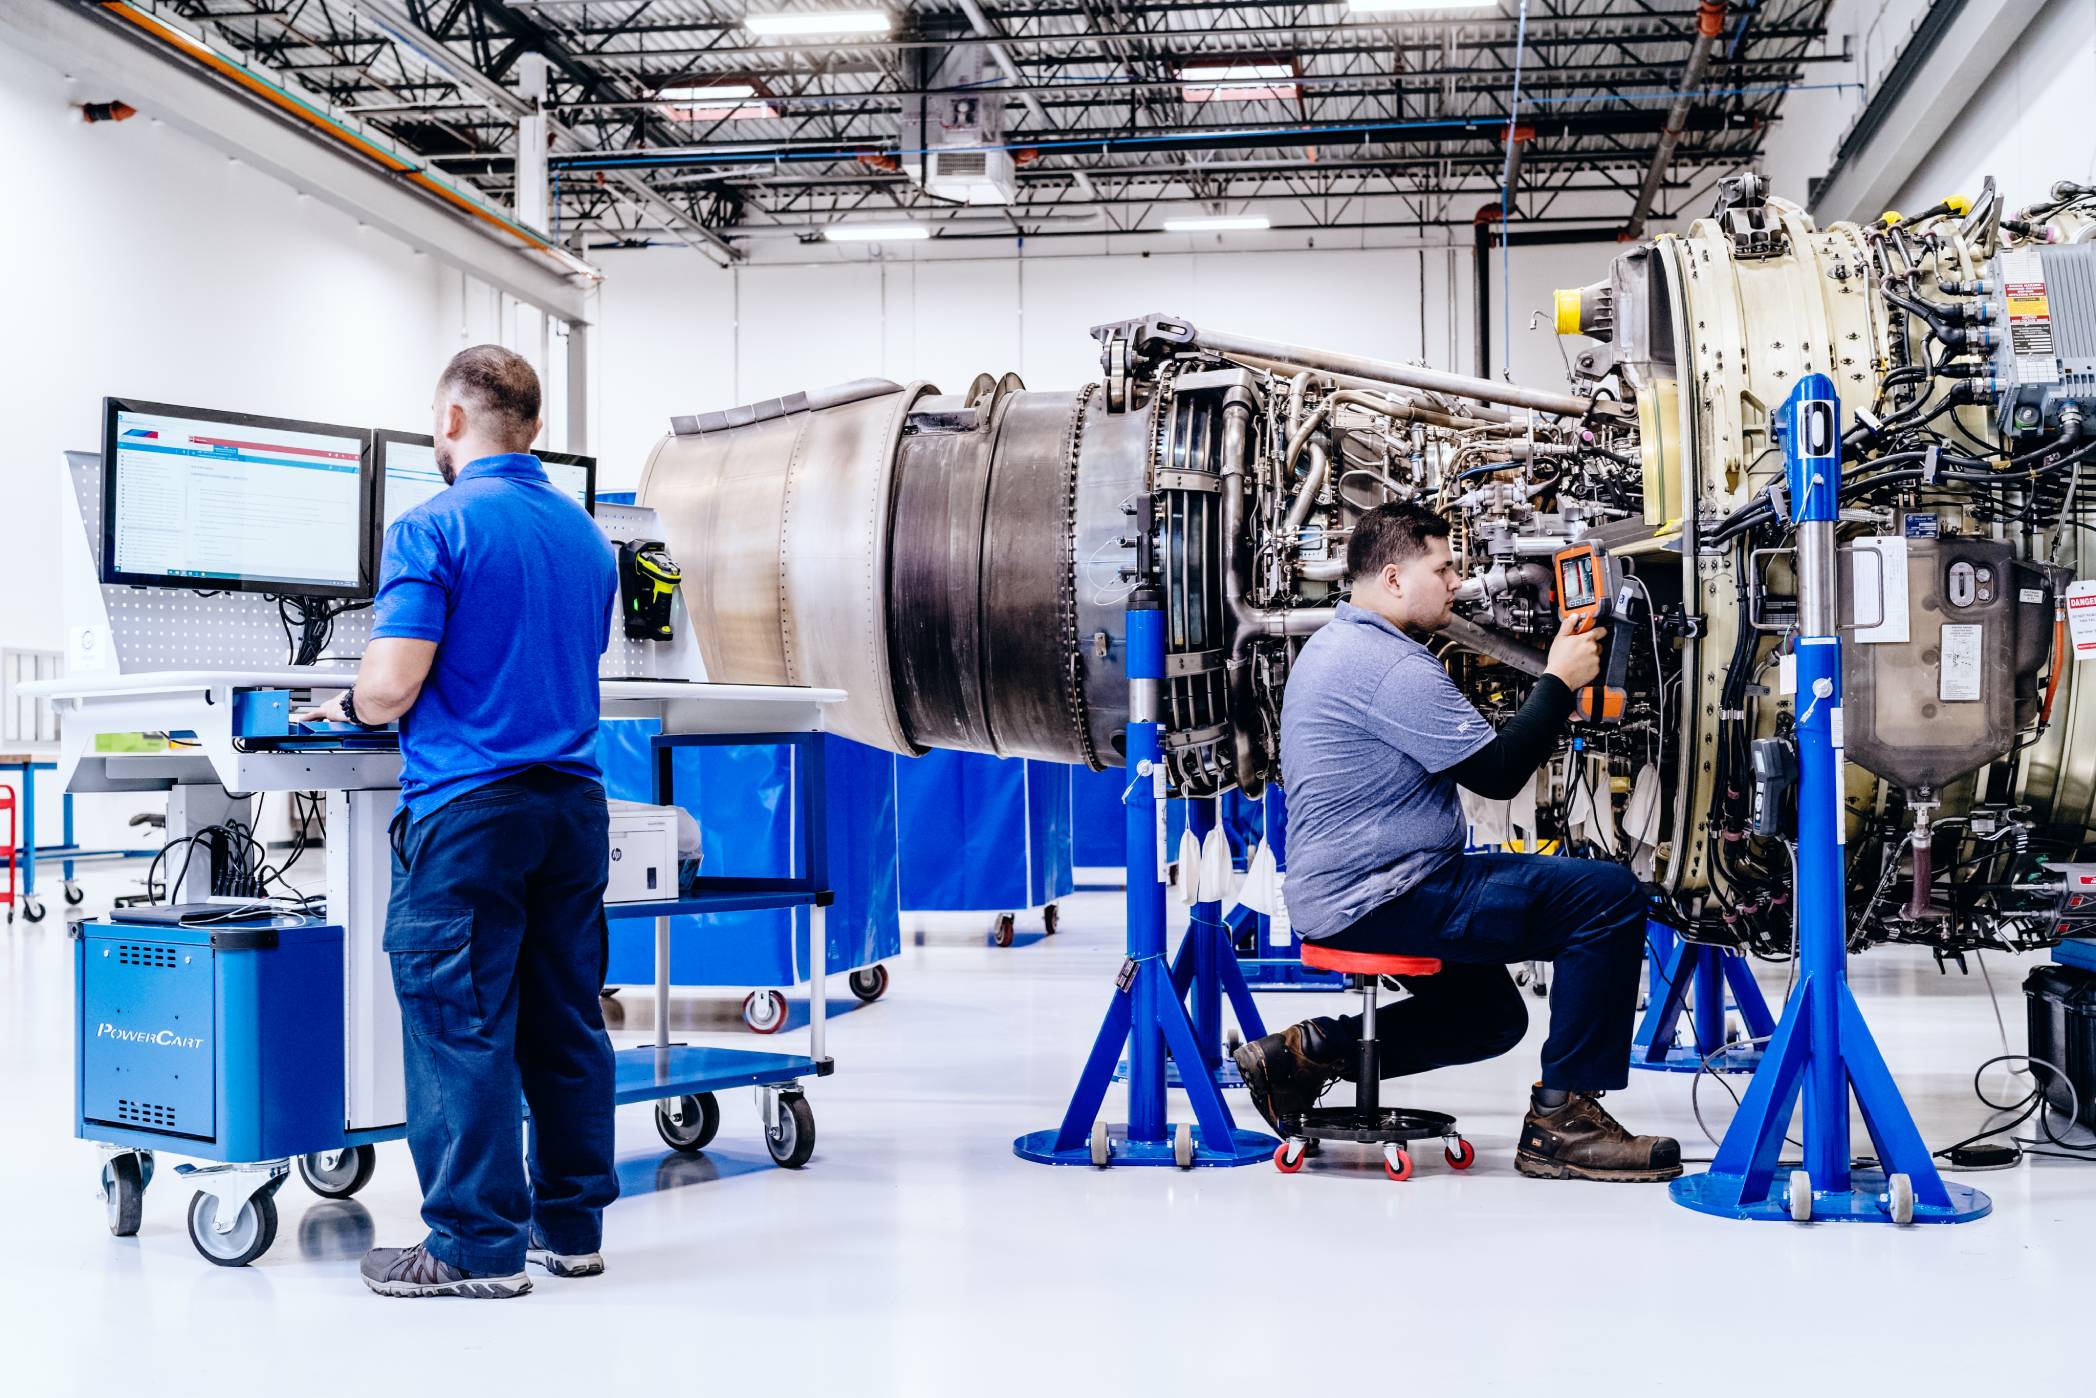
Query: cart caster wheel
[[655, 1093, 720, 1154], [21, 898, 45, 924], [63, 881, 85, 906], [1383, 1145, 1414, 1182], [102, 1154, 145, 1237], [1887, 1172, 1915, 1226], [991, 913, 1016, 948], [1788, 1169, 1813, 1223], [187, 1188, 278, 1267], [1042, 903, 1059, 936], [741, 990, 788, 1034], [764, 1093, 816, 1168], [848, 965, 889, 1003], [1274, 1140, 1308, 1174], [1444, 1137, 1476, 1171], [137, 1151, 155, 1191], [297, 1145, 376, 1199], [1172, 1123, 1195, 1169], [1529, 975, 1548, 999], [1089, 1119, 1111, 1168]]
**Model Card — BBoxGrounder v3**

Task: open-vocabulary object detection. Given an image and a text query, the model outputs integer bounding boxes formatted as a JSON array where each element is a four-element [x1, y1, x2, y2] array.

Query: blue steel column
[[1123, 590, 1168, 1146], [1787, 376, 1852, 1194], [1693, 947, 1726, 1058], [1187, 797, 1223, 1067]]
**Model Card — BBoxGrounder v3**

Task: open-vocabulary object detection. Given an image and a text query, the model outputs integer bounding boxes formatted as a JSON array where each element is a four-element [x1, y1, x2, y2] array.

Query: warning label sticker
[[2068, 579, 2096, 660], [1999, 248, 2060, 385]]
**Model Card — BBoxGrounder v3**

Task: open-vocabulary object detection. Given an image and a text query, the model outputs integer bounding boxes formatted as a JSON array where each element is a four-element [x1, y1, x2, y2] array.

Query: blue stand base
[[1672, 1168, 1992, 1225], [1013, 1124, 1274, 1168], [1632, 1042, 1767, 1075], [1633, 925, 1775, 1076]]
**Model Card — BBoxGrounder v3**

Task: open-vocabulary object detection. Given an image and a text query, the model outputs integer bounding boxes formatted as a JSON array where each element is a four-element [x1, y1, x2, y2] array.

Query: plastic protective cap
[[1554, 287, 1584, 336], [1879, 209, 1904, 226], [1945, 194, 1972, 215]]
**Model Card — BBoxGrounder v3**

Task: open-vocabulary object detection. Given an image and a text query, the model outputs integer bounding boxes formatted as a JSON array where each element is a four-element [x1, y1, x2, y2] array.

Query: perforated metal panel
[[71, 455, 365, 677], [595, 502, 673, 681]]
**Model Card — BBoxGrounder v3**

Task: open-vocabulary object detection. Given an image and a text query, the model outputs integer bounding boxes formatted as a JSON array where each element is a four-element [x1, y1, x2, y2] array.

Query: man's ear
[[444, 402, 467, 440]]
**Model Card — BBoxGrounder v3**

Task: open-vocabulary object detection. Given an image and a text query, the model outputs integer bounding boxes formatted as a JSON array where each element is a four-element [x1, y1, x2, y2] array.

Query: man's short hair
[[437, 344, 541, 448], [1346, 501, 1452, 583]]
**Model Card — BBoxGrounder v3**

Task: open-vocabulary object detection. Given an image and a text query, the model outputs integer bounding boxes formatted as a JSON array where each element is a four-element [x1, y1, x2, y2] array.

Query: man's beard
[[434, 442, 458, 485]]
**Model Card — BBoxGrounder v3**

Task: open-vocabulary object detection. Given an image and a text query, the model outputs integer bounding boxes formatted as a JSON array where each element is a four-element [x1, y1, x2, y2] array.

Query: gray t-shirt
[[1279, 602, 1493, 939]]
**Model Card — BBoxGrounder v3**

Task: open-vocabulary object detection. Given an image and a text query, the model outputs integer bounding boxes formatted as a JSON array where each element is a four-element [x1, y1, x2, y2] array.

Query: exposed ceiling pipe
[[952, 0, 1097, 200], [1622, 0, 1727, 239], [353, 0, 740, 264]]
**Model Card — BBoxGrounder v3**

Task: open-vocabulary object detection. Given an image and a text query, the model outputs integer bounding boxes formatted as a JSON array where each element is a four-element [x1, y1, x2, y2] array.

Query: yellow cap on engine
[[1879, 209, 1904, 226], [1555, 287, 1583, 335], [1945, 194, 1972, 215]]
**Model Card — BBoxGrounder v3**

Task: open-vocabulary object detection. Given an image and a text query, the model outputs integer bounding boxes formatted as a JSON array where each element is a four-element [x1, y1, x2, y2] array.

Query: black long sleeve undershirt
[[1443, 675, 1576, 800]]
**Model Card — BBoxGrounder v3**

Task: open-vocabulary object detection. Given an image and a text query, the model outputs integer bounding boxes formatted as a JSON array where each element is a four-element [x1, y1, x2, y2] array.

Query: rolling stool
[[1273, 944, 1474, 1181]]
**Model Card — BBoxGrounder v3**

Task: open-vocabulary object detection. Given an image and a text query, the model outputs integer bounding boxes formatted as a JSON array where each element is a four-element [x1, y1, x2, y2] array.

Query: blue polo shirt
[[1278, 602, 1494, 939], [371, 452, 618, 821]]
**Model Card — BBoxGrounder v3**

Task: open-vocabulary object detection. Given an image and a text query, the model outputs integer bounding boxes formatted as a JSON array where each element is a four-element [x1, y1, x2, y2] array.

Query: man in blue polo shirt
[[294, 345, 619, 1297], [1232, 502, 1680, 1182]]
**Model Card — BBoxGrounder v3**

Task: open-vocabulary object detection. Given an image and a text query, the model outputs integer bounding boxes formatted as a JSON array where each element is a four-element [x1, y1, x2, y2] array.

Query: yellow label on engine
[[2006, 295, 2051, 318]]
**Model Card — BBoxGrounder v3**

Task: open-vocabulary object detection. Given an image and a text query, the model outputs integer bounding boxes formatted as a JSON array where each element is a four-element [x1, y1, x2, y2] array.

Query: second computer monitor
[[376, 430, 596, 527]]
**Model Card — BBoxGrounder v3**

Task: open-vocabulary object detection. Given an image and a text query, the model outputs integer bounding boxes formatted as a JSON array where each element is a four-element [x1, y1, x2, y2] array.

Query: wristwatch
[[338, 687, 379, 729]]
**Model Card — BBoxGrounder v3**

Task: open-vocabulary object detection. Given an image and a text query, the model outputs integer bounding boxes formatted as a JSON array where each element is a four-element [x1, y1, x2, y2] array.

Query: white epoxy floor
[[5, 869, 2093, 1394]]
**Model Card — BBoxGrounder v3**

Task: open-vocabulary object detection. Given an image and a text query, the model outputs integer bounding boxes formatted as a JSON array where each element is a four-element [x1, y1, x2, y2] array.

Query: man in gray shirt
[[1233, 502, 1679, 1182]]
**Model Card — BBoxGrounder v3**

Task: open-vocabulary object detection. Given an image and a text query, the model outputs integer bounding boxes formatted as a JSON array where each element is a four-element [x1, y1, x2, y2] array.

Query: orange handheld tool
[[1553, 542, 1628, 724]]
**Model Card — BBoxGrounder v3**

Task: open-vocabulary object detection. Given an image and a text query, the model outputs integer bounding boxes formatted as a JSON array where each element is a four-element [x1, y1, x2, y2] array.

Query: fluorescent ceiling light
[[1177, 62, 1299, 103], [658, 83, 760, 103], [1162, 215, 1272, 233], [744, 9, 892, 36], [823, 223, 930, 242], [1347, 0, 1498, 12]]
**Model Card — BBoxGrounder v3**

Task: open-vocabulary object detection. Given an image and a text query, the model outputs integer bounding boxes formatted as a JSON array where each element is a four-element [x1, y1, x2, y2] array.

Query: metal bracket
[[174, 1159, 287, 1234]]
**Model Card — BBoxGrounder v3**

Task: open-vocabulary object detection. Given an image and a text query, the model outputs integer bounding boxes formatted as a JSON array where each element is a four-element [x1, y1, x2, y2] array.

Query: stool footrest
[[1283, 1105, 1456, 1146]]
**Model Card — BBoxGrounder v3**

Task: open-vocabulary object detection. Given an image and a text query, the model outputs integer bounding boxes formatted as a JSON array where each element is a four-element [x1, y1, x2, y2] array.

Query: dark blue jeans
[[1311, 852, 1645, 1092], [386, 767, 618, 1275]]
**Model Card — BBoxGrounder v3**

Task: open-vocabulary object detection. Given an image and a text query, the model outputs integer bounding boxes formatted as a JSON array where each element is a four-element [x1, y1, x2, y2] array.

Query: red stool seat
[[1299, 943, 1442, 977]]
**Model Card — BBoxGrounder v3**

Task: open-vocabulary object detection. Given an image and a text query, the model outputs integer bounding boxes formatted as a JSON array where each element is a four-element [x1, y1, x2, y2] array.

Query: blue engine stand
[[1631, 923, 1775, 1074], [1015, 584, 1272, 1168], [1670, 375, 1989, 1226]]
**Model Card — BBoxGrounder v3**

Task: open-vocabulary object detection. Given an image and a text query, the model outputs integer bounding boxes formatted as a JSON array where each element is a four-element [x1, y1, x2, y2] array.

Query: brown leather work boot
[[1232, 1023, 1344, 1133], [1515, 1090, 1682, 1182]]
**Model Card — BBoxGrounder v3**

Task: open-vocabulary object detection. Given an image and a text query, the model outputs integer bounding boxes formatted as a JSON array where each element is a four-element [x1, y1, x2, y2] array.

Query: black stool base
[[1284, 1106, 1455, 1146]]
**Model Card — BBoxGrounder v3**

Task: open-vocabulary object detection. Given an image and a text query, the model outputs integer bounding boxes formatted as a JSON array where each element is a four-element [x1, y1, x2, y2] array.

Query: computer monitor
[[374, 430, 596, 527], [101, 397, 375, 599]]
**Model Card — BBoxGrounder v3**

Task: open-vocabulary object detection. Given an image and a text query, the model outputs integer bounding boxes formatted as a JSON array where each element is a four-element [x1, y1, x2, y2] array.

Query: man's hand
[[289, 692, 349, 727], [1544, 614, 1607, 691]]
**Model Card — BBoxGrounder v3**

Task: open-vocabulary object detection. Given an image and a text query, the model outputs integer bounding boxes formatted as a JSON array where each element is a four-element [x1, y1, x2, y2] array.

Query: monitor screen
[[376, 431, 595, 526], [101, 398, 374, 599]]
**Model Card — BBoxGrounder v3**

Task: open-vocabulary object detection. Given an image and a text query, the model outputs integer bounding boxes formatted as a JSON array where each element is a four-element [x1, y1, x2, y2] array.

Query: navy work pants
[[386, 767, 618, 1275], [1310, 852, 1646, 1092]]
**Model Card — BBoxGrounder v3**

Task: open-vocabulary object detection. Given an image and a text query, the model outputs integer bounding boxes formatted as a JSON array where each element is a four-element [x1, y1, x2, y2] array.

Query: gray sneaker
[[526, 1231, 606, 1278], [361, 1243, 531, 1299]]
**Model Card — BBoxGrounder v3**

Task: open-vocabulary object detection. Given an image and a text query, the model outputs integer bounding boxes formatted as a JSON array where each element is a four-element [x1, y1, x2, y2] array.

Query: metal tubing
[[1437, 614, 1551, 676], [1125, 597, 1168, 1144], [1188, 799, 1223, 1067], [654, 915, 671, 1053], [1188, 324, 1593, 419], [1694, 948, 1725, 1057], [1356, 979, 1380, 1116]]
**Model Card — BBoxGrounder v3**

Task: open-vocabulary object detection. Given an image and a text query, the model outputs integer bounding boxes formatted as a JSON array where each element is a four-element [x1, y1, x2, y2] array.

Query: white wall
[[593, 235, 1621, 492], [1762, 0, 2095, 219]]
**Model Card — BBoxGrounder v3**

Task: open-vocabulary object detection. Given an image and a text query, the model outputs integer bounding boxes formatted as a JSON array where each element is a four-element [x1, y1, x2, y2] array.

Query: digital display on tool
[[1553, 541, 1628, 723], [375, 430, 595, 524], [101, 397, 374, 598]]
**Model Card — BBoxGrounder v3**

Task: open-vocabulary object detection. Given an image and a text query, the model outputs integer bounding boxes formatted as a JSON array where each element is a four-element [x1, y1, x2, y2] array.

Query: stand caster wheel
[[1788, 1169, 1813, 1223], [848, 965, 888, 1003], [64, 881, 85, 906], [741, 990, 788, 1034], [1383, 1145, 1414, 1182], [1172, 1123, 1195, 1169], [1444, 1137, 1476, 1170], [991, 913, 1016, 948], [1274, 1140, 1308, 1174], [21, 898, 45, 924], [1090, 1119, 1110, 1167], [1888, 1173, 1915, 1226], [656, 1093, 720, 1153], [102, 1154, 145, 1237], [297, 1145, 376, 1199], [764, 1093, 816, 1168], [1225, 1028, 1243, 1054], [1042, 903, 1059, 935], [187, 1188, 279, 1267]]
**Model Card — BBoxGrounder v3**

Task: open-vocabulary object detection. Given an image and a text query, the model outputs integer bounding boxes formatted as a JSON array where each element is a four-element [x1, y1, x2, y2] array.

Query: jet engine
[[638, 172, 2096, 960]]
